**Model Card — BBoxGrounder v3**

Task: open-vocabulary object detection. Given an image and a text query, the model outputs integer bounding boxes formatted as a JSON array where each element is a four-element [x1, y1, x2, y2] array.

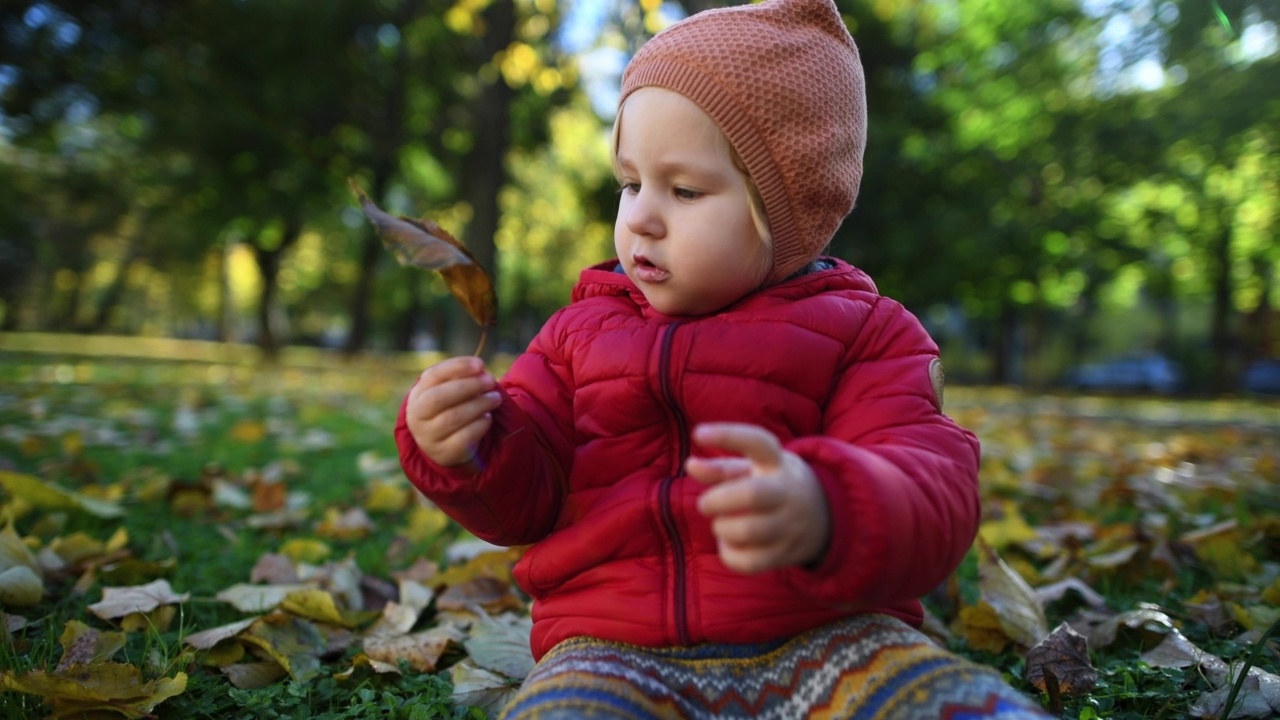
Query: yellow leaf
[[278, 538, 331, 565], [978, 500, 1039, 552], [0, 471, 123, 518], [280, 588, 346, 626], [56, 621, 126, 671], [105, 528, 129, 554], [1181, 521, 1257, 581], [51, 531, 106, 565], [61, 431, 84, 457], [975, 537, 1049, 648], [1, 663, 186, 713], [957, 602, 1011, 653], [0, 520, 39, 573], [216, 583, 312, 613], [365, 481, 411, 513], [315, 507, 372, 541], [201, 639, 246, 667], [229, 420, 266, 443], [120, 605, 177, 633], [404, 505, 450, 544], [433, 548, 524, 591]]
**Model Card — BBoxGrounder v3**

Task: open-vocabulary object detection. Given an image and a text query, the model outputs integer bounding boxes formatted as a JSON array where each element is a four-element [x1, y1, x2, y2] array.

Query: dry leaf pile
[[1, 377, 1278, 719]]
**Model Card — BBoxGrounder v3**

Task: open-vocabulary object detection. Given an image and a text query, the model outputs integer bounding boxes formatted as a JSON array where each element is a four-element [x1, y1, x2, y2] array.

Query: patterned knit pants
[[499, 614, 1053, 719]]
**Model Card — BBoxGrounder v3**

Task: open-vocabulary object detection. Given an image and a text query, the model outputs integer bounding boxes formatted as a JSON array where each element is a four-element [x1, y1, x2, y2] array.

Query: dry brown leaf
[[437, 576, 526, 616], [250, 553, 300, 584], [1024, 622, 1097, 696], [363, 625, 465, 673], [349, 179, 497, 354]]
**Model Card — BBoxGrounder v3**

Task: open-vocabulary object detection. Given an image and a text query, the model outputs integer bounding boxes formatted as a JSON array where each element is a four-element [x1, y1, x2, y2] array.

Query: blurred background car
[[1242, 359, 1280, 396], [1064, 353, 1185, 394]]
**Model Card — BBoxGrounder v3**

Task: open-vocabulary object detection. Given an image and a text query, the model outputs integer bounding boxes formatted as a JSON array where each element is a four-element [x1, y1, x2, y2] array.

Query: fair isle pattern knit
[[499, 615, 1053, 720]]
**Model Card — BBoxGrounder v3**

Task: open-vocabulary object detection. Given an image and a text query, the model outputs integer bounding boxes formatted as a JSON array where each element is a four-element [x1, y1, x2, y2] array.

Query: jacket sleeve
[[779, 295, 981, 607], [394, 314, 577, 547]]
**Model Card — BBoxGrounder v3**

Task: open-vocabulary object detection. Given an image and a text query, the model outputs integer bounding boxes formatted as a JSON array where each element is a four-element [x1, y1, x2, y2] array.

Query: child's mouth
[[632, 255, 670, 283]]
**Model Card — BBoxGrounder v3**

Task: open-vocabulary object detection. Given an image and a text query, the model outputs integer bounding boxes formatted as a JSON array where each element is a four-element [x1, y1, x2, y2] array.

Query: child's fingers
[[410, 372, 497, 420], [410, 356, 491, 398], [684, 456, 754, 485], [715, 541, 780, 575], [696, 474, 783, 517], [691, 423, 783, 470], [709, 512, 782, 548], [430, 390, 502, 437]]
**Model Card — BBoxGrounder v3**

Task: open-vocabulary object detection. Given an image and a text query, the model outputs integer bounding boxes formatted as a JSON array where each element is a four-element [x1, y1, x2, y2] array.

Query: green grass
[[2, 343, 1279, 719], [0, 349, 486, 719]]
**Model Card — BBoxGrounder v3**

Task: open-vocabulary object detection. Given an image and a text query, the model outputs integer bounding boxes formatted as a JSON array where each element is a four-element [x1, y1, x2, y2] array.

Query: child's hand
[[685, 423, 830, 574], [405, 356, 502, 468]]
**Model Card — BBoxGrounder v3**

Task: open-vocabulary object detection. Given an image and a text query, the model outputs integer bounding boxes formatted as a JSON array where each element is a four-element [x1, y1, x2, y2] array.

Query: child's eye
[[619, 181, 640, 194], [674, 187, 702, 200]]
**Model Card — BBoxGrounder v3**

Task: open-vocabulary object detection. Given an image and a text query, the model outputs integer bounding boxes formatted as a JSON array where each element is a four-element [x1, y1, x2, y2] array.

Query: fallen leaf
[[55, 620, 126, 672], [0, 564, 43, 606], [363, 625, 464, 673], [280, 588, 379, 629], [974, 537, 1049, 648], [250, 553, 300, 584], [183, 617, 259, 650], [87, 580, 188, 621], [238, 613, 325, 682], [449, 658, 522, 718], [1024, 622, 1097, 696], [0, 663, 186, 718], [1190, 668, 1280, 719], [221, 661, 287, 690], [216, 583, 313, 613], [0, 470, 123, 518], [437, 576, 526, 616], [465, 612, 535, 680], [350, 179, 497, 353]]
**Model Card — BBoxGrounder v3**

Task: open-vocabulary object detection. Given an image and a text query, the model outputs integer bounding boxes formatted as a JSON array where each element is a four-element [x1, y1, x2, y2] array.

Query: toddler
[[397, 0, 1054, 717]]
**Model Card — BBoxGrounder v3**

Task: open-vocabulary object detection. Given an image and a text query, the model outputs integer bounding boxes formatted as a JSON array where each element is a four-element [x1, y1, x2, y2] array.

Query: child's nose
[[624, 189, 664, 238]]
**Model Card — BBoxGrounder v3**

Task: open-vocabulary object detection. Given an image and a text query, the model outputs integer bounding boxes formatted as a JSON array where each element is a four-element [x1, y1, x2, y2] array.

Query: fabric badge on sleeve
[[929, 358, 945, 411]]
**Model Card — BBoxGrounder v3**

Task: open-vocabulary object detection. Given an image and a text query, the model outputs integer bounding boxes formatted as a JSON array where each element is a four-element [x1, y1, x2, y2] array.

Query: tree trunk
[[447, 0, 515, 358], [991, 302, 1017, 384], [87, 237, 144, 333], [252, 219, 302, 358], [343, 231, 385, 355], [1209, 225, 1233, 393]]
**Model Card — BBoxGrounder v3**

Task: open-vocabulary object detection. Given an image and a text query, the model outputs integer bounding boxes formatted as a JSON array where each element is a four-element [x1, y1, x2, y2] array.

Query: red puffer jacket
[[396, 258, 980, 660]]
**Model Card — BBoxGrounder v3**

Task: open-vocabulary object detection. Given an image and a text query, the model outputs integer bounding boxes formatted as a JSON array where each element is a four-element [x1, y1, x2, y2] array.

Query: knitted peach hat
[[619, 0, 866, 284]]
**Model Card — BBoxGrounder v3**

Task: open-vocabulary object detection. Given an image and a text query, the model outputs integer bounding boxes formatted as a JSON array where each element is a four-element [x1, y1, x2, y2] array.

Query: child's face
[[614, 88, 771, 317]]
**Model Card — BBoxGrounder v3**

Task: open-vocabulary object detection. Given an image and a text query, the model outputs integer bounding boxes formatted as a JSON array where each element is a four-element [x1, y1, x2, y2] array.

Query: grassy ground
[[1, 338, 1279, 719]]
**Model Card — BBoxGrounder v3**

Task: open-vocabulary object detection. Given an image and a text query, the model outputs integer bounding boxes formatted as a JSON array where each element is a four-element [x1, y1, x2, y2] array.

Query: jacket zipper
[[657, 321, 691, 646]]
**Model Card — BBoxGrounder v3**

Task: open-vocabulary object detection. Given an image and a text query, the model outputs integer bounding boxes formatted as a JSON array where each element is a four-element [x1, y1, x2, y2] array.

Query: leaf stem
[[474, 328, 488, 358]]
